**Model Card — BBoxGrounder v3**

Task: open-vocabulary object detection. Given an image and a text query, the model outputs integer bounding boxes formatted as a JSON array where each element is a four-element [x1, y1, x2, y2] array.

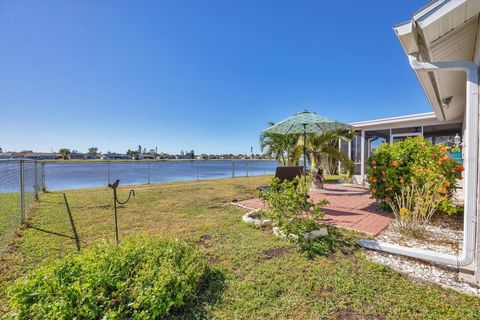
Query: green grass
[[0, 191, 37, 250], [1, 176, 479, 319]]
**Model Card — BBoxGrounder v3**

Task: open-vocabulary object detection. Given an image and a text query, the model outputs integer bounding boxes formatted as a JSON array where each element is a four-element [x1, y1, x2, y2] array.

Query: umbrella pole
[[303, 124, 307, 184]]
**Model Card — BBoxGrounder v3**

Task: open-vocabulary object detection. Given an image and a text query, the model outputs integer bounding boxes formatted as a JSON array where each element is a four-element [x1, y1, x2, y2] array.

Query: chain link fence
[[0, 159, 276, 248], [44, 160, 278, 191], [0, 160, 44, 249]]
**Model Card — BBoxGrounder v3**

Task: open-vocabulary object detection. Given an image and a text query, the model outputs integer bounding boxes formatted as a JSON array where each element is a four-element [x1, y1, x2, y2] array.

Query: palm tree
[[295, 130, 354, 175], [58, 148, 71, 160], [260, 122, 299, 166]]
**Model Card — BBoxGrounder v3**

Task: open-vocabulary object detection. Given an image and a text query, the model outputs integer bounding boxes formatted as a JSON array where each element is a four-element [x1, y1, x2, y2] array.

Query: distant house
[[0, 152, 14, 159], [104, 153, 129, 160], [139, 153, 156, 160], [69, 152, 86, 160], [17, 152, 60, 160], [84, 153, 99, 160]]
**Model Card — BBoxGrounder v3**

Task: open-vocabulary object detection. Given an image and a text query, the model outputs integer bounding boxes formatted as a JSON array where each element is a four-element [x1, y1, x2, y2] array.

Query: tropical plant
[[389, 181, 447, 238], [293, 130, 354, 175], [58, 148, 70, 160], [127, 149, 140, 159], [9, 238, 210, 319], [367, 136, 463, 213], [260, 122, 299, 165], [88, 147, 98, 154]]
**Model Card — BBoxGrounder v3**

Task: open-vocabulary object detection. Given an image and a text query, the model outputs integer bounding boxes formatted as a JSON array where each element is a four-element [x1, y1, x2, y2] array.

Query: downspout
[[359, 54, 479, 267]]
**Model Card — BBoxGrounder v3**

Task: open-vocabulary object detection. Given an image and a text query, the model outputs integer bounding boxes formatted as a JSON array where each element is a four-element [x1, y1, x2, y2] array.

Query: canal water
[[44, 160, 278, 190]]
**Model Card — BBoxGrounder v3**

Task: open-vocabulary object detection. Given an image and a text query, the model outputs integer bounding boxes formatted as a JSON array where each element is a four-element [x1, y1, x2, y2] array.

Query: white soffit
[[416, 0, 480, 44], [349, 112, 462, 130], [394, 0, 480, 121]]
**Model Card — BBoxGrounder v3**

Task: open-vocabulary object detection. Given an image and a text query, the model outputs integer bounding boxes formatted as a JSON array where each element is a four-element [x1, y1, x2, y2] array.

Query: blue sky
[[0, 0, 430, 154]]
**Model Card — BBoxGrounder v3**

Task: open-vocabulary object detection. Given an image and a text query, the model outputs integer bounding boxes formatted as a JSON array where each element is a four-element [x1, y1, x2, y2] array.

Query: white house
[[348, 0, 480, 284]]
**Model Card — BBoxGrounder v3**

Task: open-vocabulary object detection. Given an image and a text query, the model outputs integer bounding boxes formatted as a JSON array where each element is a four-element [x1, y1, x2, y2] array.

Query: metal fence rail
[[0, 159, 44, 249]]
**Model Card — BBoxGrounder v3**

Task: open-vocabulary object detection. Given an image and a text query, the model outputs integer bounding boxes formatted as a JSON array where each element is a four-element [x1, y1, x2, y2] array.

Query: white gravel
[[364, 220, 480, 296], [364, 249, 480, 296], [375, 224, 462, 256]]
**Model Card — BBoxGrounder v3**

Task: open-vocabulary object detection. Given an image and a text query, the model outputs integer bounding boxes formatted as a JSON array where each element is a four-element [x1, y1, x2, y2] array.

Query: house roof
[[393, 0, 480, 121], [350, 112, 462, 130]]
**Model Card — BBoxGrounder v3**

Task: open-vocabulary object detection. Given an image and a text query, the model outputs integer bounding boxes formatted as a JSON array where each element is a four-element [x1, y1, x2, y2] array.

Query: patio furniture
[[263, 110, 351, 183], [312, 168, 324, 189], [257, 166, 304, 192]]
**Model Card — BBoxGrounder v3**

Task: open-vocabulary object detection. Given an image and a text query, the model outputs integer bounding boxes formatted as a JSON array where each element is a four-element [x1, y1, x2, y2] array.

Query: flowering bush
[[367, 136, 463, 213]]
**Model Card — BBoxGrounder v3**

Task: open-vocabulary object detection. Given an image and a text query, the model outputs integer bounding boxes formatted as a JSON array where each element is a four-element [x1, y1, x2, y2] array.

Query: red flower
[[457, 165, 464, 172], [391, 160, 399, 167], [371, 188, 377, 194]]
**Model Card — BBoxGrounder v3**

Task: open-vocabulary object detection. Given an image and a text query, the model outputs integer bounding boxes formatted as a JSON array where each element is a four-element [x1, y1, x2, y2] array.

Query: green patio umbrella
[[263, 110, 351, 182]]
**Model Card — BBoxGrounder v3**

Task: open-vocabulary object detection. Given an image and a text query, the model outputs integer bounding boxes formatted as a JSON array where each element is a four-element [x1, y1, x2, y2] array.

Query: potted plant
[[451, 146, 462, 160]]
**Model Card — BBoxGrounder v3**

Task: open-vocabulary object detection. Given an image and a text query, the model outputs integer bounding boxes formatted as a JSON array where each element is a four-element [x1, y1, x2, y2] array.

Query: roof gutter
[[359, 54, 479, 267]]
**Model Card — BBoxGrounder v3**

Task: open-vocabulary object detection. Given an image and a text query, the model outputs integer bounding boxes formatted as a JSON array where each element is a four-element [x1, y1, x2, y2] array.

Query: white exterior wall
[[474, 28, 480, 284]]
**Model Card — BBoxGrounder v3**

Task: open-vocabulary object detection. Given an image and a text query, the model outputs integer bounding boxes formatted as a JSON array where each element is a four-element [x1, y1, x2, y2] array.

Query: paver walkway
[[236, 184, 392, 236]]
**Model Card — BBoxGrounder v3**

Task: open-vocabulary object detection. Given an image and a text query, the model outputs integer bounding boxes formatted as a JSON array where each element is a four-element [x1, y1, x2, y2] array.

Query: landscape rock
[[260, 219, 272, 227], [289, 233, 299, 242], [304, 228, 328, 239], [242, 209, 271, 228], [273, 227, 286, 239]]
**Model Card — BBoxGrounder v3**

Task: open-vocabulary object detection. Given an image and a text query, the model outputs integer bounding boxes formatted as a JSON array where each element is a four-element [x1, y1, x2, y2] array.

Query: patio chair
[[257, 166, 304, 192], [312, 168, 324, 189]]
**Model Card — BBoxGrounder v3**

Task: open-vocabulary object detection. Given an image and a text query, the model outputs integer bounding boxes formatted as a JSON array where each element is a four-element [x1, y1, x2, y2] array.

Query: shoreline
[[40, 159, 275, 163]]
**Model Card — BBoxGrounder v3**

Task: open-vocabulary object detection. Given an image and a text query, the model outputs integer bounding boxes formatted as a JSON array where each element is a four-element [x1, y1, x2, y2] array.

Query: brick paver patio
[[236, 184, 392, 236]]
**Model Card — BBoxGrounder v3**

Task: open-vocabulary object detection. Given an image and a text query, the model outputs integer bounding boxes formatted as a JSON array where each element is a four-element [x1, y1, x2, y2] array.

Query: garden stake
[[108, 180, 135, 245], [63, 193, 81, 252]]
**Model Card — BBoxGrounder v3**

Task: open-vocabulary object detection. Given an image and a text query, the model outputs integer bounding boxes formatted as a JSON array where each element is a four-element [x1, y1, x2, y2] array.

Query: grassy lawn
[[0, 191, 39, 252], [1, 176, 479, 319]]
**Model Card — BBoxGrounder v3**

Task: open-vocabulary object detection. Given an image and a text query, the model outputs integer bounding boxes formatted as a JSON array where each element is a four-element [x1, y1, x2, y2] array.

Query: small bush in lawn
[[260, 177, 354, 257], [9, 238, 209, 320], [367, 136, 462, 213], [260, 177, 328, 236]]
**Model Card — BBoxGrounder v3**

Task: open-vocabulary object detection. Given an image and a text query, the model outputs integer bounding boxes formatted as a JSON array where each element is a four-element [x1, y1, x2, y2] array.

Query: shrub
[[389, 181, 446, 238], [259, 177, 353, 256], [260, 177, 328, 236], [9, 238, 209, 320], [367, 136, 462, 213]]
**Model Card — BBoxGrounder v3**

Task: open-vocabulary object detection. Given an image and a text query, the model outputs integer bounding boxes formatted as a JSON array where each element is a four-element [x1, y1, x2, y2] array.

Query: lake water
[[44, 160, 278, 190]]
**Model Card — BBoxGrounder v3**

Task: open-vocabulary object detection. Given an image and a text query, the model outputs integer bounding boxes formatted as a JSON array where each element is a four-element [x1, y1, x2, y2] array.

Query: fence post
[[20, 160, 25, 223], [107, 161, 111, 185], [196, 161, 199, 181], [34, 161, 38, 199], [34, 161, 41, 199], [41, 162, 46, 191], [232, 160, 235, 178], [147, 161, 150, 184], [246, 161, 249, 177]]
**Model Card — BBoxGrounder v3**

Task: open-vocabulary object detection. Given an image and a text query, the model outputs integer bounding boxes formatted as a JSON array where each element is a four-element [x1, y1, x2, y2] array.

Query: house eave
[[393, 0, 480, 122]]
